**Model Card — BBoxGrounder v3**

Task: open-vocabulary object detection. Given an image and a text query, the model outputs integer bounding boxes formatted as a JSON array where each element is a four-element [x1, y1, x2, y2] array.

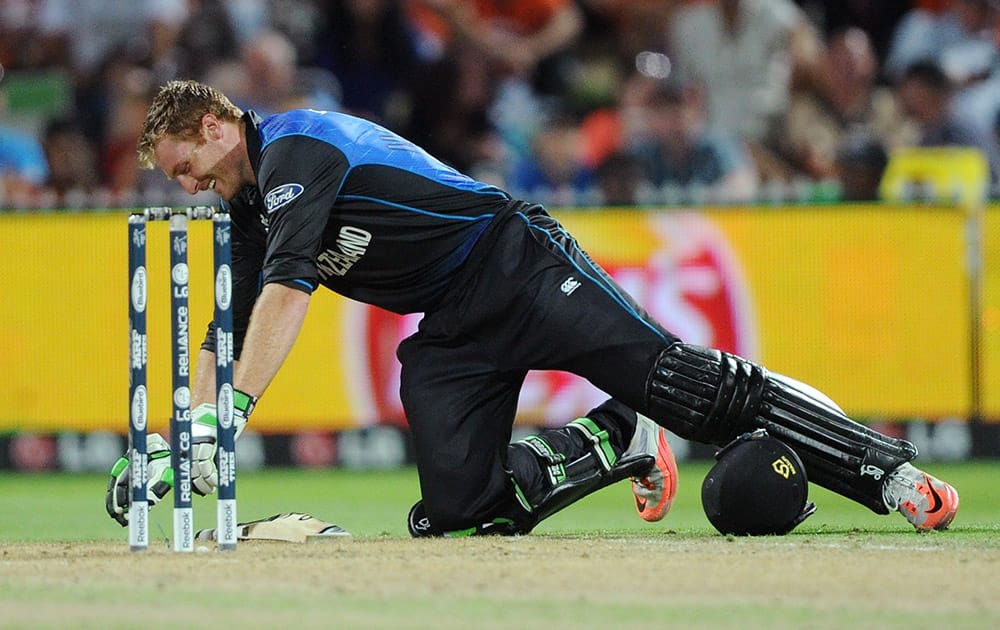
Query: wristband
[[234, 389, 258, 418]]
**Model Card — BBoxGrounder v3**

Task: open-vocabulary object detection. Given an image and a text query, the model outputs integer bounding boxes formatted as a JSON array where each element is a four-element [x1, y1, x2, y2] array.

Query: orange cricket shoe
[[629, 414, 679, 522], [883, 463, 960, 531]]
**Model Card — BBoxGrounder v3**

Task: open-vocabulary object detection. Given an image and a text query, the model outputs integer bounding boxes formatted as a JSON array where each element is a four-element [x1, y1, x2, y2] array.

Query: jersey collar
[[243, 110, 264, 175]]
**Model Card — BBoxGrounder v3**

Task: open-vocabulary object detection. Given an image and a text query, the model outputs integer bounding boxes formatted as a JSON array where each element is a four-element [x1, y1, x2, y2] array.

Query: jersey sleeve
[[257, 134, 349, 292]]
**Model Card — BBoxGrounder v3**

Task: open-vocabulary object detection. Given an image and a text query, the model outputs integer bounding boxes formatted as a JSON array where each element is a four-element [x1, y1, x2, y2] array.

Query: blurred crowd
[[2, 0, 1000, 209]]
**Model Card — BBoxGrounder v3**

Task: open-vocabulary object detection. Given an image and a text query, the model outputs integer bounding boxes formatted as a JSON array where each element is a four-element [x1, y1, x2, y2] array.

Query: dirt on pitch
[[2, 535, 998, 628]]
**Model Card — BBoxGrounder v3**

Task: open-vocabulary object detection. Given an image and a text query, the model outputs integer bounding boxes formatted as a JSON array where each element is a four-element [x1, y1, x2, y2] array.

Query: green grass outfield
[[1, 460, 997, 540], [1, 462, 998, 629]]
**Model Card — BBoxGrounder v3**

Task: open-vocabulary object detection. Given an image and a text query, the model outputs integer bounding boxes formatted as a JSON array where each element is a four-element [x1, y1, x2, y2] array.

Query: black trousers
[[397, 205, 678, 530]]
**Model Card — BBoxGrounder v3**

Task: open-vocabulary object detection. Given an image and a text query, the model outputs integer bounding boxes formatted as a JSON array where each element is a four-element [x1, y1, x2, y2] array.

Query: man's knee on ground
[[408, 492, 531, 537]]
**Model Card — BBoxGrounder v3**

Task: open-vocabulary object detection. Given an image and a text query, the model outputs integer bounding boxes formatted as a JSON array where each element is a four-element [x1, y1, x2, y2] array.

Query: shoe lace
[[633, 476, 655, 491], [882, 463, 914, 511], [882, 463, 936, 512]]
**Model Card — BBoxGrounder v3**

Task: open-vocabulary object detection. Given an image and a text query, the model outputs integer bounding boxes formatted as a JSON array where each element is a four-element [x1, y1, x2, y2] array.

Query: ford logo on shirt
[[264, 183, 304, 213]]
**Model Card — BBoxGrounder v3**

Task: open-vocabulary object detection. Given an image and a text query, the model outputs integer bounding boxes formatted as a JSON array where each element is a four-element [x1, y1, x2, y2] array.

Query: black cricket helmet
[[701, 429, 817, 535]]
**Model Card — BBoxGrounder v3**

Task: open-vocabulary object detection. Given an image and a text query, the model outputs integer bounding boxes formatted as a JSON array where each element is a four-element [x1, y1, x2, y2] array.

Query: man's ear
[[201, 113, 223, 140]]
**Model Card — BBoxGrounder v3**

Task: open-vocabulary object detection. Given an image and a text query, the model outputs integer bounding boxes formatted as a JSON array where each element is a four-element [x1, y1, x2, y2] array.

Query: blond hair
[[136, 80, 243, 169]]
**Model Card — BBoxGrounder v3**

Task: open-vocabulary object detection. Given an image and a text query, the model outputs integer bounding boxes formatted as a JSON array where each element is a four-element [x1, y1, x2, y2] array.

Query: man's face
[[154, 114, 243, 200]]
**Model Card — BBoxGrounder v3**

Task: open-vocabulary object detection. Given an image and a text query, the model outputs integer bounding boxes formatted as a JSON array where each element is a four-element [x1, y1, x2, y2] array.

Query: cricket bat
[[195, 512, 351, 543]]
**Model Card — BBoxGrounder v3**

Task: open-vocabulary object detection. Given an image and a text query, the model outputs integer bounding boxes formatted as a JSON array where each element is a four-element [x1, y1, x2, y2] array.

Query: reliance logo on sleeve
[[264, 183, 305, 213]]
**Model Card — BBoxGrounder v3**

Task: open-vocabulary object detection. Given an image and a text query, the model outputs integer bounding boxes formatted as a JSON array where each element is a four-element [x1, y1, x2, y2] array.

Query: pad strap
[[648, 343, 916, 513]]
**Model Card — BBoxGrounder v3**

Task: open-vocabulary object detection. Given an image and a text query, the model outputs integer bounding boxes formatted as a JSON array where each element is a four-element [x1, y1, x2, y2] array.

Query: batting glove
[[191, 390, 256, 496], [105, 433, 173, 527]]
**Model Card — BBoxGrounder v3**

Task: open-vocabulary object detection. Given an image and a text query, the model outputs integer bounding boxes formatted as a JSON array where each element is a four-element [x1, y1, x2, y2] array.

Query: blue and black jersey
[[219, 109, 518, 351], [203, 110, 683, 533]]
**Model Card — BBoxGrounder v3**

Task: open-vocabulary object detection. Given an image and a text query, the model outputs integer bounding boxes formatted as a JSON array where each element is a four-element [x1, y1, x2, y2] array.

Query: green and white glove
[[191, 390, 256, 496], [105, 433, 173, 527]]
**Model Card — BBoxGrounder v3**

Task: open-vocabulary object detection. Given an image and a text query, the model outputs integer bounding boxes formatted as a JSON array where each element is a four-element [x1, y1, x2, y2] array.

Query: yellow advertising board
[[984, 210, 1000, 415], [558, 207, 971, 419], [0, 205, 990, 433]]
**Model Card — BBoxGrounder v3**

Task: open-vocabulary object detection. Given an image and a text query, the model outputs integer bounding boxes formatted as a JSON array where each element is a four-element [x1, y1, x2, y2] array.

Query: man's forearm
[[192, 348, 219, 407], [234, 282, 312, 398]]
